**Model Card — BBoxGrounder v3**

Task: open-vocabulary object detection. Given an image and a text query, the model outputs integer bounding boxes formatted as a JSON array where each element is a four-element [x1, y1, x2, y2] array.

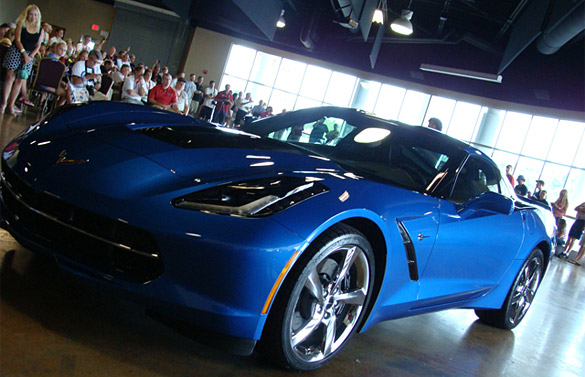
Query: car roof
[[243, 106, 473, 153]]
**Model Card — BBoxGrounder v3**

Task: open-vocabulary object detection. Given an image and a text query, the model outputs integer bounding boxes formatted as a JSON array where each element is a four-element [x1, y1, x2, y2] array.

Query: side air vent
[[396, 221, 419, 281]]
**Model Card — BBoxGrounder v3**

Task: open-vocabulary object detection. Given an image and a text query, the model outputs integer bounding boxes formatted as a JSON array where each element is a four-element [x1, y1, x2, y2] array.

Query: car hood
[[6, 123, 344, 199], [98, 124, 343, 181]]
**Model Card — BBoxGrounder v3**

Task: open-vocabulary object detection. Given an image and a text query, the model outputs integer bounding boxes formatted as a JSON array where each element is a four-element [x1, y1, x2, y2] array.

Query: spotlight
[[276, 9, 286, 28], [391, 9, 413, 35], [372, 8, 384, 24]]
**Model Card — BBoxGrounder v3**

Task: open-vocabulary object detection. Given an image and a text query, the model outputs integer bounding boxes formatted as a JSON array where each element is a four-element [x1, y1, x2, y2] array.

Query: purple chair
[[30, 57, 66, 113]]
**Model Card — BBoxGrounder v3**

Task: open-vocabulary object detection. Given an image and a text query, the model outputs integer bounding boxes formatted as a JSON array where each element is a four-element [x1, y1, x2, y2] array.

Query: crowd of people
[[1, 5, 274, 125], [506, 169, 585, 266]]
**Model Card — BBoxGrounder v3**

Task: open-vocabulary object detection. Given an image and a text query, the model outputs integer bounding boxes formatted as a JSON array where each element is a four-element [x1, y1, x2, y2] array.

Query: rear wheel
[[260, 224, 375, 370], [475, 248, 544, 329]]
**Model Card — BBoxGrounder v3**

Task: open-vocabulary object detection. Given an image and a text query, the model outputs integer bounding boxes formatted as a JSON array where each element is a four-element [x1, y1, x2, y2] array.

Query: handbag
[[16, 62, 29, 80]]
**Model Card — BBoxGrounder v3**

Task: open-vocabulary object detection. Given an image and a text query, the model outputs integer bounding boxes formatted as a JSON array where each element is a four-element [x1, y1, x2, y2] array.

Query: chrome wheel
[[475, 248, 544, 330], [289, 244, 370, 363], [260, 224, 375, 371], [507, 254, 542, 326]]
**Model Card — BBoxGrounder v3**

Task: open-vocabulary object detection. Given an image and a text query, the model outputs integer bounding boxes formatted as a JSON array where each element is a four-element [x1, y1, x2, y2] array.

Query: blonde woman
[[1, 4, 44, 115], [562, 202, 585, 258], [552, 189, 569, 224]]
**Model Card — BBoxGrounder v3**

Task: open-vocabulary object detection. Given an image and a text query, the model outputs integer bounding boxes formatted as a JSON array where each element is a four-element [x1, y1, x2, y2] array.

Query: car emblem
[[56, 150, 89, 165]]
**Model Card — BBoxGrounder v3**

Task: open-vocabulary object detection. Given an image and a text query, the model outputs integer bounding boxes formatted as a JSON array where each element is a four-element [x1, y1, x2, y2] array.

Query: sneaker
[[19, 98, 35, 107]]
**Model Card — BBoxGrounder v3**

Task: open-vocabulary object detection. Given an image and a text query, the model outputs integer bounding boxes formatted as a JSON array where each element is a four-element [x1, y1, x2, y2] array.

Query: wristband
[[20, 48, 26, 54]]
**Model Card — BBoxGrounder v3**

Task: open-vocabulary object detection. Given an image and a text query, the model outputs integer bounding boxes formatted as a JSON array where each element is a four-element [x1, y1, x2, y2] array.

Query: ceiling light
[[372, 9, 384, 24], [276, 9, 286, 28], [391, 9, 413, 35], [420, 64, 503, 83]]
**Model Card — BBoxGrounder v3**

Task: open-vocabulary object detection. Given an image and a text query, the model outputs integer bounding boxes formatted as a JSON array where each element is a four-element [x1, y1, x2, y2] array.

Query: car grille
[[1, 160, 162, 283]]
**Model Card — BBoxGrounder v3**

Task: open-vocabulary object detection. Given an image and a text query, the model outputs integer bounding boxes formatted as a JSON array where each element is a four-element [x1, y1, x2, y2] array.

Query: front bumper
[[0, 166, 306, 353]]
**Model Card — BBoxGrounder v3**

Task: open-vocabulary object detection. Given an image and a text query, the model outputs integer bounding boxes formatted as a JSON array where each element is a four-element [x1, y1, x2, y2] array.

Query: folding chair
[[98, 74, 114, 100], [29, 57, 66, 114]]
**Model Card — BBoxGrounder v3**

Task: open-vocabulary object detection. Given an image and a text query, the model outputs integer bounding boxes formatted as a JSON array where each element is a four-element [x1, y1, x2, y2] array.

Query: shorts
[[199, 105, 213, 121], [3, 45, 34, 75], [568, 219, 585, 239]]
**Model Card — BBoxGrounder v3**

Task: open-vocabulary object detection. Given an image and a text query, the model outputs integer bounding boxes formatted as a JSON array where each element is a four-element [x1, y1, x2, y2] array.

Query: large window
[[299, 65, 332, 101], [323, 72, 357, 107], [397, 90, 430, 125], [374, 84, 406, 120], [494, 112, 532, 153], [220, 43, 584, 202], [445, 101, 482, 142], [424, 96, 455, 130], [274, 58, 306, 93], [547, 120, 584, 165], [249, 51, 281, 87], [521, 116, 558, 159]]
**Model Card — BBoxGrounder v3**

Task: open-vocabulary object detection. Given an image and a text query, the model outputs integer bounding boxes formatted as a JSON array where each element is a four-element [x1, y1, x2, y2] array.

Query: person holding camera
[[213, 84, 233, 125], [70, 49, 108, 101], [198, 80, 217, 122]]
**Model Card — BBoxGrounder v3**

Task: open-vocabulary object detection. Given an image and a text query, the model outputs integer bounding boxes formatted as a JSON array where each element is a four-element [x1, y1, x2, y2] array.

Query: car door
[[417, 156, 525, 304]]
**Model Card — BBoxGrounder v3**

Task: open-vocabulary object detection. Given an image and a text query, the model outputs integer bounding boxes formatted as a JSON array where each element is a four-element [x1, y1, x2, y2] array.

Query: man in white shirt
[[122, 65, 146, 105], [183, 74, 196, 105], [113, 64, 130, 84], [199, 81, 218, 121], [48, 28, 64, 46], [174, 78, 189, 115], [77, 35, 93, 53], [170, 72, 185, 88], [41, 22, 51, 45], [70, 49, 108, 101]]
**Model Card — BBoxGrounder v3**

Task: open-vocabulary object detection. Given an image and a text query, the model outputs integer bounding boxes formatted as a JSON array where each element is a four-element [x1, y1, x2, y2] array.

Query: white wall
[[0, 0, 27, 26]]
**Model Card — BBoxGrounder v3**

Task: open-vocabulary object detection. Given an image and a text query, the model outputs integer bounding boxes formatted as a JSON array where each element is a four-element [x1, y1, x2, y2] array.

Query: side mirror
[[458, 191, 514, 218]]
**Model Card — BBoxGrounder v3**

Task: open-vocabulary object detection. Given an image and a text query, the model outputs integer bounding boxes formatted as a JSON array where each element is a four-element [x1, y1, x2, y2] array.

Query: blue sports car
[[1, 103, 555, 370]]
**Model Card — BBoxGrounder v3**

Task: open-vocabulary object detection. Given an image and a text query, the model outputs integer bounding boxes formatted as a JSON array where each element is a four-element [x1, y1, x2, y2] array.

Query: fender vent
[[396, 221, 419, 281]]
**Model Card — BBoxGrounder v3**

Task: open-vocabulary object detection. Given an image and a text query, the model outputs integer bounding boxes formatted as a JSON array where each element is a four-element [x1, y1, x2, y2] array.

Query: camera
[[87, 86, 95, 96]]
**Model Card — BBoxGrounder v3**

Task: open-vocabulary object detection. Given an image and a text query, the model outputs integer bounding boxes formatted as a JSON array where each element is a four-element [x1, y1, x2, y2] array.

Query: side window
[[267, 117, 353, 146], [451, 157, 501, 204]]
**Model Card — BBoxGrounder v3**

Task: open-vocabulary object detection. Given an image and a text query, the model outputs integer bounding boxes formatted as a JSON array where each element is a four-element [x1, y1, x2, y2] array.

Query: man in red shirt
[[213, 84, 233, 125], [148, 73, 178, 112]]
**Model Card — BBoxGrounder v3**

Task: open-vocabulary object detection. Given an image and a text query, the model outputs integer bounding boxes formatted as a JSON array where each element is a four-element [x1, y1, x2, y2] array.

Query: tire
[[260, 224, 375, 371], [475, 248, 544, 330]]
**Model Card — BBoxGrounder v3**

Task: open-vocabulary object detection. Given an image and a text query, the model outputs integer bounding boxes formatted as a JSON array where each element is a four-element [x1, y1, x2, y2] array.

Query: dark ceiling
[[130, 0, 585, 114]]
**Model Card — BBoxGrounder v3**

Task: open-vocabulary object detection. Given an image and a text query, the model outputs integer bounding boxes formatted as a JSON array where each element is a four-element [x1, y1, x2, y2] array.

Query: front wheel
[[475, 248, 544, 329], [260, 224, 375, 370]]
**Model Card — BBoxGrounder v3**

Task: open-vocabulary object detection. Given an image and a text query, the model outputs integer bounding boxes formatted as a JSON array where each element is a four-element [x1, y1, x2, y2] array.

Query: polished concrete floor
[[1, 109, 585, 377]]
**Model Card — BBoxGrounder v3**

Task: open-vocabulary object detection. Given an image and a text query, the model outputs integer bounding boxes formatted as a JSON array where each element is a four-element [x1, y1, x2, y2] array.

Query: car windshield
[[249, 112, 461, 192]]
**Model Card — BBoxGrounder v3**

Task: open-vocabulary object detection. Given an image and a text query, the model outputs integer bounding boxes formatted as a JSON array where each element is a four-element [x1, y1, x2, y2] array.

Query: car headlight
[[172, 177, 329, 217]]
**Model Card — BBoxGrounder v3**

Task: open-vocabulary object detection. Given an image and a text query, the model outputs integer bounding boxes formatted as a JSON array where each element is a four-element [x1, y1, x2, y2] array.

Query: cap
[[536, 179, 544, 185], [517, 175, 525, 181]]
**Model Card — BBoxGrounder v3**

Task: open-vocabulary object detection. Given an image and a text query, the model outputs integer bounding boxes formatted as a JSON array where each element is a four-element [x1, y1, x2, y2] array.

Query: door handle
[[418, 233, 429, 242]]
